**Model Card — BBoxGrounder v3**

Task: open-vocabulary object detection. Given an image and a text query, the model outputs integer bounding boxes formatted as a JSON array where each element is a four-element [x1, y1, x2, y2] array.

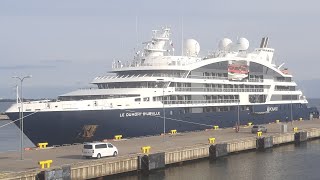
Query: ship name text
[[267, 106, 279, 112], [120, 111, 160, 117]]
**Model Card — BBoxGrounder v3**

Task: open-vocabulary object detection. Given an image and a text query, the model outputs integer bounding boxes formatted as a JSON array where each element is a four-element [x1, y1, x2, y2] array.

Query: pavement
[[0, 119, 319, 173]]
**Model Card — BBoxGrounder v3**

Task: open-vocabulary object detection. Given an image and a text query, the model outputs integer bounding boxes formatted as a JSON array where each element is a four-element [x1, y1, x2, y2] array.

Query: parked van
[[82, 142, 118, 159], [251, 125, 267, 133]]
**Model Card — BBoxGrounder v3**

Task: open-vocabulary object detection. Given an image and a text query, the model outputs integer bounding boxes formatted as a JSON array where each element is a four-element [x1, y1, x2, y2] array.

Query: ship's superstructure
[[5, 27, 318, 145]]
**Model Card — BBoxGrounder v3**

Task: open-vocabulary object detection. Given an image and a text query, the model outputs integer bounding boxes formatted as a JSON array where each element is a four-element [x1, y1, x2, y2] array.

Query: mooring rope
[[122, 109, 213, 127], [0, 111, 40, 129]]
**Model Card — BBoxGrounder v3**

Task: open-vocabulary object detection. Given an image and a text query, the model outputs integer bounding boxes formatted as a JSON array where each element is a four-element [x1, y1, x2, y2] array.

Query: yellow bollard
[[208, 138, 216, 144], [257, 131, 262, 137], [276, 120, 280, 123], [114, 135, 122, 140], [141, 146, 151, 154], [299, 118, 303, 121], [293, 127, 298, 132], [248, 122, 253, 126], [170, 129, 177, 134], [37, 142, 48, 149], [213, 126, 219, 130], [38, 160, 53, 169]]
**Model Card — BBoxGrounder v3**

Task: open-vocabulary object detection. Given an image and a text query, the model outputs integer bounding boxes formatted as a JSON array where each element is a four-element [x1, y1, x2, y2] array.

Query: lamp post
[[290, 91, 293, 126], [238, 98, 240, 125], [163, 84, 166, 138], [12, 75, 32, 160], [237, 94, 240, 132], [157, 79, 166, 139]]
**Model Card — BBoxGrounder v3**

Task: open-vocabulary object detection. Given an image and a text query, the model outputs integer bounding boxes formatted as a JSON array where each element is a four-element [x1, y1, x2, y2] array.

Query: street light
[[12, 75, 32, 160], [290, 91, 293, 126], [157, 79, 166, 139], [237, 94, 240, 132]]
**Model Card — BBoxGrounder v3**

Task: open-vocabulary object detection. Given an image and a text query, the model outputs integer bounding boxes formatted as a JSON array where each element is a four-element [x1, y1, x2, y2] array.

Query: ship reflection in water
[[109, 140, 320, 180]]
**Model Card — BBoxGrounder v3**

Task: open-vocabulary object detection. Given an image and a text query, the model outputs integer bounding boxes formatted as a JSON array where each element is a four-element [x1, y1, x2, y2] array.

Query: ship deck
[[0, 114, 9, 120]]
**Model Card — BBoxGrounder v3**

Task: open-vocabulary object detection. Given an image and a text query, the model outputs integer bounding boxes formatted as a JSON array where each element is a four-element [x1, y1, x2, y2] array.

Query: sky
[[0, 0, 320, 98]]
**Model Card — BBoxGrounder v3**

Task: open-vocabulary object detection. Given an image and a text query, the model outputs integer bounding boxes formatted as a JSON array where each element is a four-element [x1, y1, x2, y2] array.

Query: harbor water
[[0, 101, 34, 152], [112, 140, 320, 180]]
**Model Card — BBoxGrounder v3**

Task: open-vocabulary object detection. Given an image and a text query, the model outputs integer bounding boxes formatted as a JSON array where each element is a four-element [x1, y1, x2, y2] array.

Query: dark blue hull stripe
[[6, 103, 315, 145]]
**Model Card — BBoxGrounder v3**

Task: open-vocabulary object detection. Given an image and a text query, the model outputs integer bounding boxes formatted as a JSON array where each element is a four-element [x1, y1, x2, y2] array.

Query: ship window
[[135, 98, 141, 102], [143, 97, 150, 101], [170, 110, 173, 115]]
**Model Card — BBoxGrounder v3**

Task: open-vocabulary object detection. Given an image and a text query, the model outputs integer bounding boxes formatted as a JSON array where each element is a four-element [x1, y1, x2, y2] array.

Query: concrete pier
[[256, 136, 273, 150], [209, 143, 228, 159], [0, 114, 9, 120], [2, 119, 320, 180]]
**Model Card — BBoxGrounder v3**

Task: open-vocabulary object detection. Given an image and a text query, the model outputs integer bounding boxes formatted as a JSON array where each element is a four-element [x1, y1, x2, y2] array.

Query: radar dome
[[237, 37, 249, 51], [218, 38, 232, 50], [184, 39, 200, 57]]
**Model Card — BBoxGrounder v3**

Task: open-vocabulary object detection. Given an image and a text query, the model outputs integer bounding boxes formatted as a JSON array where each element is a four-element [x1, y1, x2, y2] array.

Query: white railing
[[187, 75, 264, 82], [111, 57, 199, 69], [248, 78, 264, 82], [187, 75, 228, 80], [162, 99, 240, 105], [94, 74, 267, 84], [94, 73, 185, 80], [78, 87, 98, 90], [274, 89, 294, 91], [175, 87, 264, 93], [274, 79, 292, 82]]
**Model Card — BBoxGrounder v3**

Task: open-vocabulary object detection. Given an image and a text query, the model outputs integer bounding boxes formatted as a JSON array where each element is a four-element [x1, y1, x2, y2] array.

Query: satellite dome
[[184, 39, 200, 57], [237, 37, 249, 51], [218, 38, 232, 50]]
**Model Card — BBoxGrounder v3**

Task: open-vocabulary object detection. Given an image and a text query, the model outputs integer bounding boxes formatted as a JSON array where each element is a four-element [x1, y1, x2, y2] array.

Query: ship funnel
[[264, 37, 269, 47], [260, 37, 269, 48]]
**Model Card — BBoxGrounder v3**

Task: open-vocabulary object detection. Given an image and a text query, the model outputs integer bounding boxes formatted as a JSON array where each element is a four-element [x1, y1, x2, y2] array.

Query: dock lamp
[[157, 79, 166, 140], [12, 75, 32, 160]]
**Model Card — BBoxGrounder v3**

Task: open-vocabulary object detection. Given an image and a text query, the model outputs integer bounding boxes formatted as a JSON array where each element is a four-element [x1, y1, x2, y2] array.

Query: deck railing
[[162, 99, 240, 105], [175, 87, 264, 93]]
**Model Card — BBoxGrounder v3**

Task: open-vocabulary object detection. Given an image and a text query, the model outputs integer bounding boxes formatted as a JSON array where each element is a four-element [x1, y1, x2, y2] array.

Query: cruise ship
[[5, 27, 319, 145]]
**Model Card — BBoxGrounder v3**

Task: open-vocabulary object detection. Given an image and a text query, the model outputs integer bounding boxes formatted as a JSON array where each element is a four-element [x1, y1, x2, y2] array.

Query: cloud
[[40, 59, 72, 64], [0, 64, 55, 70], [0, 59, 72, 70]]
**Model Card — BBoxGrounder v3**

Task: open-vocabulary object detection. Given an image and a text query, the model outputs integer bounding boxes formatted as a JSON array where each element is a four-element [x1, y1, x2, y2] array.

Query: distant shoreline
[[0, 99, 16, 102], [0, 99, 53, 103]]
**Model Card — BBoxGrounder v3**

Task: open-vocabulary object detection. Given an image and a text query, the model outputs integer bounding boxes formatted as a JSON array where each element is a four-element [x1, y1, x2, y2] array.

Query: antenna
[[278, 63, 285, 70], [135, 16, 138, 47], [181, 16, 184, 56]]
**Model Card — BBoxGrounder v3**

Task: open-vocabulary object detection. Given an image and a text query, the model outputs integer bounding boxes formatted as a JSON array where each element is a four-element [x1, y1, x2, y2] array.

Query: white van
[[82, 142, 118, 159]]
